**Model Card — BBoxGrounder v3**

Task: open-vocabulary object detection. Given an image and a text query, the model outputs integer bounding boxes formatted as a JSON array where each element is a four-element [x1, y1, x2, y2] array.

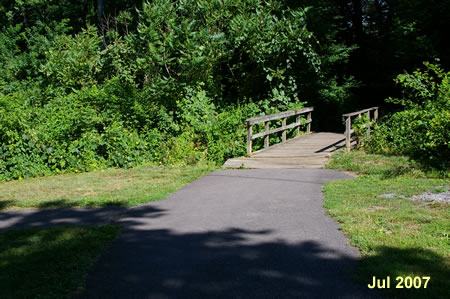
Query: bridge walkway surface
[[224, 132, 346, 169]]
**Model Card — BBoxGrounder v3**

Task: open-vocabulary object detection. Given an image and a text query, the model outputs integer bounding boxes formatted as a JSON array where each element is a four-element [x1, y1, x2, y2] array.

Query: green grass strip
[[0, 163, 215, 210], [325, 151, 449, 298]]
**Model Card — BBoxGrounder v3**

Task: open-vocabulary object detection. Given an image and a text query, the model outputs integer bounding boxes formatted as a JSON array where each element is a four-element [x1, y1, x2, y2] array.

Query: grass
[[0, 225, 119, 298], [0, 163, 215, 210], [325, 150, 449, 298]]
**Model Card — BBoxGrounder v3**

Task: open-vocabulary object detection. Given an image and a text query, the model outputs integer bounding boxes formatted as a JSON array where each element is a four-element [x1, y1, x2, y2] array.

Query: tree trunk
[[97, 0, 104, 21], [352, 0, 363, 43]]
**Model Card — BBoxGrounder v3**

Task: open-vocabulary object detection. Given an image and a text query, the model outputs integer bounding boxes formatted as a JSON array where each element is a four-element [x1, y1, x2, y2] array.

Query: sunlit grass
[[0, 163, 215, 210], [325, 150, 449, 298]]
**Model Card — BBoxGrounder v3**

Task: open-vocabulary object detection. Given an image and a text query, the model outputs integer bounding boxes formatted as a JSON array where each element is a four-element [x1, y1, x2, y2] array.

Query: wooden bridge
[[223, 106, 379, 169]]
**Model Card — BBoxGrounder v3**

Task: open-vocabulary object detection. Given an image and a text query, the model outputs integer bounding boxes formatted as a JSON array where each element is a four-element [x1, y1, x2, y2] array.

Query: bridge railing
[[342, 107, 379, 151], [246, 107, 314, 155]]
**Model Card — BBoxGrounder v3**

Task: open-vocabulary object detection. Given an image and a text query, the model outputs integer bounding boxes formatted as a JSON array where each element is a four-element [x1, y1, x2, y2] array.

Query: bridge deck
[[223, 132, 346, 169]]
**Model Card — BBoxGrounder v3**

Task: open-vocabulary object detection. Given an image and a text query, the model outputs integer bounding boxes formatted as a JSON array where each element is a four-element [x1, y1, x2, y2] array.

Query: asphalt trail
[[80, 169, 378, 298]]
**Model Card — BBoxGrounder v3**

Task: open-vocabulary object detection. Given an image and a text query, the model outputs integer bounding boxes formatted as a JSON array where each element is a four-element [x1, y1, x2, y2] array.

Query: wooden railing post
[[345, 116, 351, 151], [307, 112, 312, 133], [245, 107, 314, 153], [342, 107, 380, 152], [247, 123, 252, 155], [264, 121, 269, 148]]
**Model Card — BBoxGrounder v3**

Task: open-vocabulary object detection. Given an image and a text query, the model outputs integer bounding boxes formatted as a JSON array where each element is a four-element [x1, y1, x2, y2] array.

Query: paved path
[[79, 169, 376, 298], [224, 132, 347, 169], [0, 169, 378, 298]]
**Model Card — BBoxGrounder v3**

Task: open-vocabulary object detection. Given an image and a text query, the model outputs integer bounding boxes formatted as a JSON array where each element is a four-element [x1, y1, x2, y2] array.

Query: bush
[[162, 131, 205, 166], [351, 114, 371, 149], [206, 103, 261, 164], [1, 0, 327, 180], [0, 90, 166, 180], [175, 85, 266, 164], [368, 63, 449, 170], [42, 26, 103, 90]]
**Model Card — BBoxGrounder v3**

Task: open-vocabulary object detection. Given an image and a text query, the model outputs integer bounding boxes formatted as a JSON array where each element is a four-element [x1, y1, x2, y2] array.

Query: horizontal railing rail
[[342, 106, 379, 151], [246, 107, 314, 154]]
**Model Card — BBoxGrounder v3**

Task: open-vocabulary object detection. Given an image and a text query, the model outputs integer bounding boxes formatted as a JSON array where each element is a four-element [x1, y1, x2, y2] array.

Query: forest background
[[1, 0, 449, 181]]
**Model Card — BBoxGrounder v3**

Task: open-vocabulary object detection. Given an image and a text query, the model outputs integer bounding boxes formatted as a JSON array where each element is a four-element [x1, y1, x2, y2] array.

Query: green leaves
[[42, 26, 103, 90], [368, 63, 450, 170], [0, 0, 335, 180], [388, 62, 450, 110]]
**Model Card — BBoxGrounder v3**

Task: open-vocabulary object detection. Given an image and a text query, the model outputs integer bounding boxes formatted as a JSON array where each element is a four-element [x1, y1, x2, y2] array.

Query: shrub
[[162, 131, 205, 166], [0, 89, 167, 180], [368, 63, 449, 170], [176, 85, 217, 147], [42, 26, 103, 90], [0, 0, 327, 180], [175, 85, 266, 164], [206, 103, 261, 164], [101, 121, 153, 168]]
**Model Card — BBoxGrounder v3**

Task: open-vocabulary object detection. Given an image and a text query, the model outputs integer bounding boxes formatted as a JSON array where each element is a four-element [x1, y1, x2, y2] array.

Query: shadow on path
[[82, 227, 379, 299], [314, 138, 346, 153]]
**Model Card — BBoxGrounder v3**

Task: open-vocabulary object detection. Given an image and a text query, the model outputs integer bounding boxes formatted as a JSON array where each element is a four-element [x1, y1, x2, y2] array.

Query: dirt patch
[[407, 190, 450, 204], [378, 193, 397, 199]]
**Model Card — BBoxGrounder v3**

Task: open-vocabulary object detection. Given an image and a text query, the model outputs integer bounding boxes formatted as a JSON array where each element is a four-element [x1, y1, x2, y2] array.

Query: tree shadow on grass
[[0, 197, 133, 212], [0, 200, 12, 210], [35, 199, 131, 209], [0, 198, 134, 213], [0, 225, 119, 299], [360, 246, 449, 299], [0, 204, 167, 231], [380, 164, 418, 179], [82, 227, 381, 299]]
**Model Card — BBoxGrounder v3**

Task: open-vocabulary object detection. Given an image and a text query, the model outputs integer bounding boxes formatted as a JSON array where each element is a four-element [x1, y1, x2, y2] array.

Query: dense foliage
[[367, 63, 449, 170], [1, 0, 449, 180], [0, 0, 328, 180]]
